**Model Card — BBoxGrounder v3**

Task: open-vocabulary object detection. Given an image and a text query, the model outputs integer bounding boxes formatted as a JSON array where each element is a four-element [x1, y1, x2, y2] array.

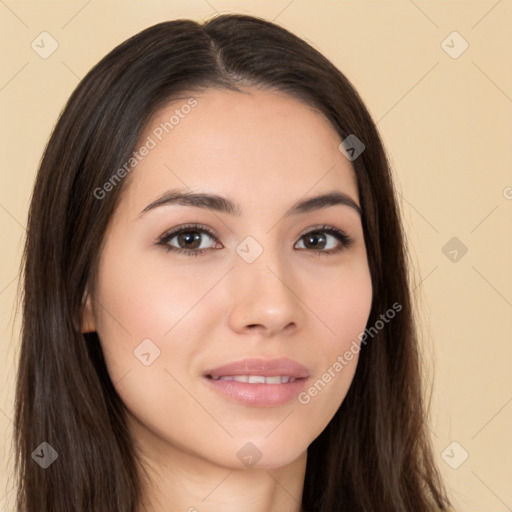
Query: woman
[[15, 13, 453, 512]]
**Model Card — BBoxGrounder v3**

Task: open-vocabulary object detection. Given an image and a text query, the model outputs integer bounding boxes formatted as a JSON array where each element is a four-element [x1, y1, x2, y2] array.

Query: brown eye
[[174, 230, 205, 250], [295, 226, 353, 255], [302, 231, 328, 250], [157, 224, 220, 256]]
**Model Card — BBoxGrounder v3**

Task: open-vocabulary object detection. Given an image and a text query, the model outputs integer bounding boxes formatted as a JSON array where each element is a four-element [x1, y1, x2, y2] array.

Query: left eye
[[295, 230, 343, 252]]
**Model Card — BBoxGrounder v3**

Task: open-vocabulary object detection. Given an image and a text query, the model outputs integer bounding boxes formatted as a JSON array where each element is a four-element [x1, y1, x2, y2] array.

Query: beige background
[[1, 1, 511, 510]]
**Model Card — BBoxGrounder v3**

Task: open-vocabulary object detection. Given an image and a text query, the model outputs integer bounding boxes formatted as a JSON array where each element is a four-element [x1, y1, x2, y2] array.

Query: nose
[[227, 246, 305, 337]]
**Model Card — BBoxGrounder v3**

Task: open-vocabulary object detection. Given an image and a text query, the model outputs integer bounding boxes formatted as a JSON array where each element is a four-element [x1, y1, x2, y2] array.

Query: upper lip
[[204, 357, 310, 379]]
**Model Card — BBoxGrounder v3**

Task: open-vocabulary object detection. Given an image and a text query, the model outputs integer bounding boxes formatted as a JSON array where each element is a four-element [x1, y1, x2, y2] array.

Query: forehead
[[120, 87, 359, 215]]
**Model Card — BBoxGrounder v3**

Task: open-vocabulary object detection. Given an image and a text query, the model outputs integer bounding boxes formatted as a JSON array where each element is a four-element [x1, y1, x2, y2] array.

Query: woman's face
[[84, 87, 372, 470]]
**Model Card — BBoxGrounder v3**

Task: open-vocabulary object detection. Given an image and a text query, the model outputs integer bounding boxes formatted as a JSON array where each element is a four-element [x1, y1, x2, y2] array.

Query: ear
[[81, 291, 96, 333]]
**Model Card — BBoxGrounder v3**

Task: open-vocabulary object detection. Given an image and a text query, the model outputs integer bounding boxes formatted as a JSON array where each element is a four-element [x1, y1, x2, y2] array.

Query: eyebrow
[[139, 188, 361, 218]]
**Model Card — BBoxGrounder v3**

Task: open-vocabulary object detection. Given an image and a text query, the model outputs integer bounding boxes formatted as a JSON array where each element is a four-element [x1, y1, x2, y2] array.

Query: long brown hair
[[15, 13, 452, 512]]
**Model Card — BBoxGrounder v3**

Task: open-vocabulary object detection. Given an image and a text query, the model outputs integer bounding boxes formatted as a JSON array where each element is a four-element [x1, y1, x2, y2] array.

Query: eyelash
[[156, 223, 354, 257]]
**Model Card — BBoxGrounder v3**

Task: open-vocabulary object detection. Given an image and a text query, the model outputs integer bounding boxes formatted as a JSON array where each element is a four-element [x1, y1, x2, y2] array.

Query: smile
[[209, 375, 297, 383]]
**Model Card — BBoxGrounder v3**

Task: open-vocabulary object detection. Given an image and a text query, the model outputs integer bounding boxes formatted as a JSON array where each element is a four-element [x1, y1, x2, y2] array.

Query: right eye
[[156, 224, 222, 256]]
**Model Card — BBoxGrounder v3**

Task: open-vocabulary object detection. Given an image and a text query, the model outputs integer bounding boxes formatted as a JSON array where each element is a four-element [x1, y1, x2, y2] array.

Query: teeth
[[247, 375, 264, 383], [211, 375, 297, 384]]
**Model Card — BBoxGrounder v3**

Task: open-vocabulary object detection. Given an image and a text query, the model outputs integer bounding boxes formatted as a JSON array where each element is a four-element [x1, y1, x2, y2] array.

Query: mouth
[[203, 357, 310, 407], [208, 375, 300, 384]]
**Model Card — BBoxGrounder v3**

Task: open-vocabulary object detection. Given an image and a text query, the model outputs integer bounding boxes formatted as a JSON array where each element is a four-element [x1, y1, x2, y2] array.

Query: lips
[[203, 357, 310, 407], [204, 357, 310, 380]]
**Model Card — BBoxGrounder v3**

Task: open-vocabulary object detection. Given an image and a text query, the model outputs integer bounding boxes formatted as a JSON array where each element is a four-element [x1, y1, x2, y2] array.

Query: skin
[[83, 87, 373, 512]]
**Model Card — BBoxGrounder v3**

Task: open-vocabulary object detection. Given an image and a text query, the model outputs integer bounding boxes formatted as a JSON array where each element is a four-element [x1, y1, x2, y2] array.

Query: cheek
[[308, 258, 373, 350], [92, 252, 214, 446], [294, 259, 372, 416], [92, 244, 230, 409], [95, 242, 209, 334]]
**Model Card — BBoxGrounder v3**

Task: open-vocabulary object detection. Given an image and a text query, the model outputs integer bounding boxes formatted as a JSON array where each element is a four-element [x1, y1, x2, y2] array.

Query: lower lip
[[204, 377, 309, 407]]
